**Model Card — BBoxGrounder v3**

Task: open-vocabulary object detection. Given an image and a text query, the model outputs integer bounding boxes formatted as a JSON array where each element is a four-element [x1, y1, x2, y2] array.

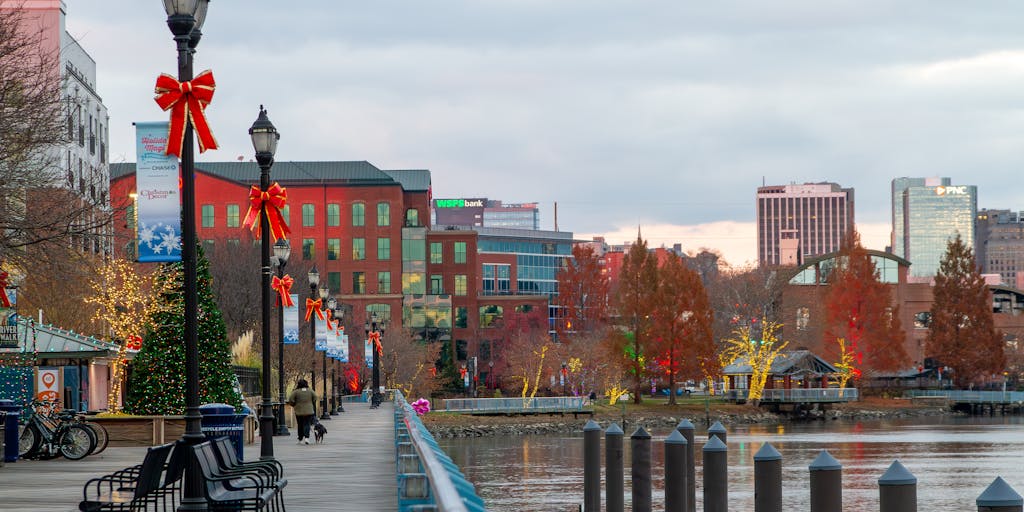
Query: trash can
[[199, 403, 246, 462], [0, 400, 20, 463]]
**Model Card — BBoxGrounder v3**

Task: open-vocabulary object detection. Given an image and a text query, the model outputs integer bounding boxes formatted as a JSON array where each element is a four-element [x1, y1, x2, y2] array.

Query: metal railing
[[906, 389, 1024, 404], [727, 388, 859, 403], [444, 396, 589, 414], [394, 392, 486, 512]]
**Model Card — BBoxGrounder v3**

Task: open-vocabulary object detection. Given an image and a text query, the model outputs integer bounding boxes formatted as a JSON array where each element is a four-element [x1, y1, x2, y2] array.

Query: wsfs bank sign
[[935, 185, 968, 196]]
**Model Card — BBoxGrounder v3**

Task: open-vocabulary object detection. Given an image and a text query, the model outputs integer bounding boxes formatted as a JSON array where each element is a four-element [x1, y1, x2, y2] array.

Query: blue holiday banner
[[283, 294, 299, 344], [339, 334, 349, 363], [326, 329, 340, 359], [364, 337, 373, 368], [134, 122, 182, 262], [315, 318, 328, 351]]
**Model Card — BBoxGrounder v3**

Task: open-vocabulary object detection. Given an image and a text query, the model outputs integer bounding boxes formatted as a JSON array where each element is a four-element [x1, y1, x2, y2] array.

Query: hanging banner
[[315, 317, 328, 351], [0, 288, 16, 348], [364, 337, 373, 368], [339, 334, 350, 363], [134, 121, 182, 262], [36, 368, 61, 404], [326, 328, 340, 359], [283, 294, 299, 344]]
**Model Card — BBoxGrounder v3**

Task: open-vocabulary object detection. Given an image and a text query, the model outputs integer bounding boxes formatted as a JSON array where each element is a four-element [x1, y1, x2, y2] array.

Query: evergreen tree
[[126, 246, 241, 414], [926, 235, 1004, 388]]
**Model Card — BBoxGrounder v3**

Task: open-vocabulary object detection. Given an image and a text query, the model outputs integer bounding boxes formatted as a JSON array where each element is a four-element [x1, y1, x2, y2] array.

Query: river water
[[438, 416, 1024, 511]]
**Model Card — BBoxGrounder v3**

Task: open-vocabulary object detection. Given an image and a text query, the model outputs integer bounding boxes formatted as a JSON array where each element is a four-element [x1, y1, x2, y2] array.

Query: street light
[[250, 105, 281, 460], [307, 265, 319, 405], [272, 238, 290, 436], [318, 285, 331, 421], [325, 296, 339, 416], [161, 0, 210, 509], [365, 312, 386, 408]]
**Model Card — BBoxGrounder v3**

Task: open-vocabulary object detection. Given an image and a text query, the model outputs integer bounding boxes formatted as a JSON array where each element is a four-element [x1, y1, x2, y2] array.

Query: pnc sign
[[935, 185, 968, 196], [435, 198, 485, 209]]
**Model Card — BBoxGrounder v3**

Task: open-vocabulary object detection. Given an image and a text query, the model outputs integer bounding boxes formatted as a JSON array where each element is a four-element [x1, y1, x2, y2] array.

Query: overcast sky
[[68, 2, 1024, 267]]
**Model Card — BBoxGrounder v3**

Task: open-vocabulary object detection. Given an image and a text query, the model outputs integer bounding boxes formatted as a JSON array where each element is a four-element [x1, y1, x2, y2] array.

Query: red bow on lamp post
[[153, 70, 219, 157], [0, 271, 10, 308], [304, 298, 324, 322], [369, 330, 383, 355], [242, 182, 290, 241], [271, 275, 295, 307]]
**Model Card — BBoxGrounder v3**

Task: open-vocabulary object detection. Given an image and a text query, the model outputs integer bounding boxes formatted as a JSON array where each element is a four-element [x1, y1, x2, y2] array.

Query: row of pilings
[[581, 419, 1024, 512]]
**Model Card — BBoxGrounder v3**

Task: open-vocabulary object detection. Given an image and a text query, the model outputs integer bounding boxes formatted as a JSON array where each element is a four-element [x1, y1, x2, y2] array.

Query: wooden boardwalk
[[0, 401, 398, 512]]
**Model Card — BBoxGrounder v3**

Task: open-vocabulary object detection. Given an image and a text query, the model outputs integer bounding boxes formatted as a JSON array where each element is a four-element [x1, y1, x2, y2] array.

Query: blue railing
[[394, 391, 486, 512], [906, 389, 1024, 404], [444, 396, 590, 414], [727, 388, 859, 403]]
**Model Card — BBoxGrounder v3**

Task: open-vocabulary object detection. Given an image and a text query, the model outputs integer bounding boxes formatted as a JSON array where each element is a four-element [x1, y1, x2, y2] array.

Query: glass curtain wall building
[[892, 178, 976, 278]]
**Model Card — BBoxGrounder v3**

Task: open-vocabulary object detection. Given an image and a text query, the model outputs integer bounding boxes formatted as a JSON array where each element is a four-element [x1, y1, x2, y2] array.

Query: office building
[[891, 177, 976, 278], [432, 198, 540, 230], [976, 209, 1024, 288], [756, 183, 855, 267]]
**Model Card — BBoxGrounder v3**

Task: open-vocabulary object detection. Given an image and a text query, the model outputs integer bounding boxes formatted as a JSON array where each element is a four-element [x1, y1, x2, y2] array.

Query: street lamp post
[[161, 1, 210, 510], [272, 239, 290, 436], [250, 106, 281, 461], [326, 299, 344, 414], [319, 292, 333, 420], [365, 312, 385, 408], [307, 266, 319, 405]]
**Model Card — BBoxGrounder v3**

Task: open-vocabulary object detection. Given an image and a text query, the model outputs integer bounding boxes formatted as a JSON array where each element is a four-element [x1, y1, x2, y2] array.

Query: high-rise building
[[756, 183, 855, 267], [976, 209, 1024, 288], [891, 177, 976, 278], [432, 198, 540, 230]]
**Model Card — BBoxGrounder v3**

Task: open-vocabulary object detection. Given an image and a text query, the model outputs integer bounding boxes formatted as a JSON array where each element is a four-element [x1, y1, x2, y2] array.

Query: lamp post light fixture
[[307, 265, 319, 402], [318, 288, 332, 421], [161, 0, 210, 509], [249, 105, 281, 461], [365, 312, 385, 408], [272, 238, 290, 436]]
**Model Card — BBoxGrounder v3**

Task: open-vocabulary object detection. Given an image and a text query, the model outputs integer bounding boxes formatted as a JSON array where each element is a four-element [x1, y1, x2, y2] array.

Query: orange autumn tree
[[822, 231, 907, 380], [556, 244, 610, 337], [615, 234, 659, 404]]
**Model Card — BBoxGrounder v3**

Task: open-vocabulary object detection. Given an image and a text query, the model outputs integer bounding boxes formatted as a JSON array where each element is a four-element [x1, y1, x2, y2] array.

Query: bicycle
[[18, 399, 97, 460]]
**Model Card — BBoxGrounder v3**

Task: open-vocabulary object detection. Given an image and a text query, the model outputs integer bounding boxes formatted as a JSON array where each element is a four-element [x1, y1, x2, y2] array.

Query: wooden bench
[[192, 441, 284, 511], [79, 442, 174, 511]]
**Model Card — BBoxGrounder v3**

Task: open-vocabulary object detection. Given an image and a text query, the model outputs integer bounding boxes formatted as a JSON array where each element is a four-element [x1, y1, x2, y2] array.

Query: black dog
[[313, 420, 327, 444]]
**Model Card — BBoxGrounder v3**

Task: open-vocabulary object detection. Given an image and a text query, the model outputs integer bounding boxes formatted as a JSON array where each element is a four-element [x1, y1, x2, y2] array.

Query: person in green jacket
[[287, 379, 317, 445]]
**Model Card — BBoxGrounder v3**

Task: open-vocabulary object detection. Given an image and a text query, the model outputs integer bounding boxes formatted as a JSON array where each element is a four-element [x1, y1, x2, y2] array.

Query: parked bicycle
[[18, 399, 97, 460]]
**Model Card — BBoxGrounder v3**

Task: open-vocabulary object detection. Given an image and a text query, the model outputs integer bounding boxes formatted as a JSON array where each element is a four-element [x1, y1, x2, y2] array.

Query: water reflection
[[438, 416, 1024, 511]]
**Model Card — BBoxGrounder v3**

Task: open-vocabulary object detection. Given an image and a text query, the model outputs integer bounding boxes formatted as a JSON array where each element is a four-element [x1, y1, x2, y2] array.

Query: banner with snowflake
[[135, 121, 182, 262]]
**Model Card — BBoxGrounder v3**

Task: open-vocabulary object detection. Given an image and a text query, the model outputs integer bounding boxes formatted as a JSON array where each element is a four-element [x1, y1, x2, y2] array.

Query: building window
[[402, 239, 426, 261], [367, 303, 392, 322], [281, 205, 290, 226], [328, 272, 341, 294], [327, 204, 340, 226], [914, 312, 931, 329], [431, 274, 444, 295], [454, 242, 467, 264], [402, 273, 425, 294], [479, 305, 503, 328], [226, 204, 240, 228], [302, 204, 315, 227], [378, 271, 391, 294], [796, 307, 810, 331], [455, 307, 468, 328], [377, 202, 390, 226], [454, 274, 467, 296], [303, 239, 315, 260], [430, 242, 443, 264], [327, 239, 340, 260], [352, 272, 366, 294], [352, 203, 365, 226], [377, 238, 391, 260], [353, 238, 365, 260], [201, 204, 214, 228], [406, 209, 419, 227]]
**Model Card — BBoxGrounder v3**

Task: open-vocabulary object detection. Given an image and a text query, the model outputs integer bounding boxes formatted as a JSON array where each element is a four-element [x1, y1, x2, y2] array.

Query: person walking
[[287, 379, 317, 445]]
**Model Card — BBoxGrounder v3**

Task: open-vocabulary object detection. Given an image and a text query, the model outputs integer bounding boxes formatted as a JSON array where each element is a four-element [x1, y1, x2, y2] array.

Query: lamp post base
[[274, 404, 290, 436]]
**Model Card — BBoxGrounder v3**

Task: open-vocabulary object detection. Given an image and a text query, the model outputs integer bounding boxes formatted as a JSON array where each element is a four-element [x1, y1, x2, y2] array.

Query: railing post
[[631, 426, 652, 512], [664, 430, 688, 512], [809, 450, 842, 512], [703, 435, 728, 512], [583, 420, 601, 512], [676, 419, 696, 512], [606, 423, 625, 512], [708, 420, 727, 444], [977, 477, 1023, 512], [879, 460, 916, 512], [753, 443, 782, 512]]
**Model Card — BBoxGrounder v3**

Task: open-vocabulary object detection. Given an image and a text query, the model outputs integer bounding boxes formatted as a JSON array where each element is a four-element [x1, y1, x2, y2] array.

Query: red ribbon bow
[[241, 183, 290, 241], [154, 69, 219, 157], [369, 330, 383, 355], [305, 298, 324, 322], [271, 275, 295, 307], [0, 271, 10, 308]]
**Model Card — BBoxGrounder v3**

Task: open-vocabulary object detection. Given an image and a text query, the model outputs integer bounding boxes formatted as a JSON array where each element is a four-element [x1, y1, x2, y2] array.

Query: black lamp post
[[161, 0, 209, 509], [250, 106, 280, 460], [307, 265, 319, 401], [318, 289, 332, 421], [326, 297, 343, 414], [272, 238, 290, 436], [365, 312, 385, 408]]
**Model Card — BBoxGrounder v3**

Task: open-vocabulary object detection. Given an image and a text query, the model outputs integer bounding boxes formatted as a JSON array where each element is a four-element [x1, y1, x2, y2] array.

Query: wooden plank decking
[[0, 401, 398, 512]]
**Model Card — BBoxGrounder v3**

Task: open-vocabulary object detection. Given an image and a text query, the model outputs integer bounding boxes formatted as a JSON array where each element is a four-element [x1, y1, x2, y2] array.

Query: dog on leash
[[313, 420, 327, 444]]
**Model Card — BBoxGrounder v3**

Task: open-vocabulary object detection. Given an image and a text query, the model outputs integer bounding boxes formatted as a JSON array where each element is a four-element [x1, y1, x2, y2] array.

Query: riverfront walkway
[[0, 401, 398, 512]]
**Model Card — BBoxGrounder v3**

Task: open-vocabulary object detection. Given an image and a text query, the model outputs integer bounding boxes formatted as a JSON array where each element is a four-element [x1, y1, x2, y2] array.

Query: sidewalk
[[0, 401, 398, 512]]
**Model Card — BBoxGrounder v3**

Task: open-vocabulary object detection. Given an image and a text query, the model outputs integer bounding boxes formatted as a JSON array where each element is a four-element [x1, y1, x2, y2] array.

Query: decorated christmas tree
[[126, 246, 240, 414]]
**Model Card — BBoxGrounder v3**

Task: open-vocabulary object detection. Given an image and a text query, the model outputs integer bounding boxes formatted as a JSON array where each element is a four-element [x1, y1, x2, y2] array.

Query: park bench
[[211, 437, 287, 490], [192, 441, 285, 511], [79, 442, 174, 511]]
